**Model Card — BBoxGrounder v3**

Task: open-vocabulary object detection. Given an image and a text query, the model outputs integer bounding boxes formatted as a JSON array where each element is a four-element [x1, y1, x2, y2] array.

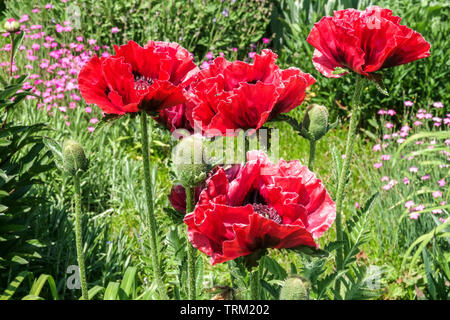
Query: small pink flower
[[441, 201, 447, 206], [387, 109, 396, 116], [200, 61, 210, 69], [405, 201, 415, 209], [409, 166, 418, 173], [374, 162, 382, 169], [205, 51, 214, 60], [385, 122, 394, 129], [381, 154, 391, 161], [438, 179, 446, 187], [65, 121, 70, 126], [409, 212, 420, 220], [413, 121, 422, 126], [381, 176, 389, 182], [414, 204, 425, 212], [382, 184, 392, 190], [248, 52, 256, 59], [232, 47, 237, 52], [355, 202, 360, 209], [433, 101, 443, 108], [111, 27, 119, 34], [378, 109, 387, 115], [397, 138, 406, 144], [90, 118, 99, 124], [404, 100, 414, 107], [432, 209, 442, 214], [403, 177, 410, 185], [85, 107, 92, 113], [58, 106, 67, 112], [439, 218, 447, 223], [88, 126, 95, 133], [262, 37, 270, 44], [432, 191, 442, 198], [383, 134, 391, 140], [372, 144, 381, 151], [421, 175, 430, 181]]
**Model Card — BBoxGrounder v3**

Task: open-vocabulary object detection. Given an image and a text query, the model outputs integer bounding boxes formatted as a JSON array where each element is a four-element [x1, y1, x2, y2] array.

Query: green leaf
[[0, 271, 32, 300], [104, 282, 120, 300], [29, 274, 59, 300], [119, 267, 137, 300]]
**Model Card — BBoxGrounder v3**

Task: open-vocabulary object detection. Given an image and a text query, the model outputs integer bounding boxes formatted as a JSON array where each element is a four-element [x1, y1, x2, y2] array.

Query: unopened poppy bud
[[302, 104, 328, 141], [172, 135, 210, 188], [4, 18, 20, 33], [62, 140, 88, 176], [279, 276, 311, 300]]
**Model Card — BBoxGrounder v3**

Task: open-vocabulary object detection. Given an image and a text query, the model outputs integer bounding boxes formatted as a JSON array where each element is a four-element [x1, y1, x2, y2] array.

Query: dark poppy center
[[252, 203, 282, 224], [134, 73, 153, 91]]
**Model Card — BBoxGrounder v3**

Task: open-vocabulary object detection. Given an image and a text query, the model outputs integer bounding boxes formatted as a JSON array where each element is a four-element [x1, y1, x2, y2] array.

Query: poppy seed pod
[[4, 19, 20, 33], [62, 140, 89, 176], [172, 135, 210, 188], [302, 104, 328, 141], [279, 276, 311, 300]]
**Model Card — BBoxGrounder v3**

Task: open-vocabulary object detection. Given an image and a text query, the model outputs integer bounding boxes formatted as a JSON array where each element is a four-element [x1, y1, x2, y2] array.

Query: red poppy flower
[[154, 103, 193, 133], [184, 151, 335, 265], [78, 40, 198, 115], [185, 50, 315, 136], [307, 6, 430, 78]]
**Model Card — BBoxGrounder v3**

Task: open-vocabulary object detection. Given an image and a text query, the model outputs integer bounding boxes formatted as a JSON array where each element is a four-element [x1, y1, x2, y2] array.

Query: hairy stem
[[140, 112, 168, 299], [335, 75, 365, 271], [249, 267, 260, 300], [73, 175, 88, 300], [308, 140, 317, 170], [185, 186, 196, 300]]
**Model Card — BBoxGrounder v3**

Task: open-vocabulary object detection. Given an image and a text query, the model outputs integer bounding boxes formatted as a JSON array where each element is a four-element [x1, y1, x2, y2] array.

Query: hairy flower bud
[[279, 276, 311, 300], [4, 18, 20, 33], [172, 135, 210, 188], [302, 104, 329, 141], [62, 140, 89, 176]]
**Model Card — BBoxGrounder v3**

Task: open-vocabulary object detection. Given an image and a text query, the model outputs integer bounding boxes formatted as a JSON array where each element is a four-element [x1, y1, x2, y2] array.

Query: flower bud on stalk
[[172, 135, 210, 188], [61, 139, 89, 299], [301, 104, 329, 170], [302, 104, 329, 142], [4, 18, 20, 33], [62, 139, 89, 176], [279, 276, 311, 300]]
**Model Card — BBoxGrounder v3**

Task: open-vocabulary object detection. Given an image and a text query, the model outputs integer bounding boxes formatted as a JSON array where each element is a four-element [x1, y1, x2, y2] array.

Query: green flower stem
[[249, 267, 260, 300], [335, 75, 365, 271], [308, 140, 317, 170], [73, 175, 88, 300], [185, 186, 196, 300], [140, 112, 168, 299]]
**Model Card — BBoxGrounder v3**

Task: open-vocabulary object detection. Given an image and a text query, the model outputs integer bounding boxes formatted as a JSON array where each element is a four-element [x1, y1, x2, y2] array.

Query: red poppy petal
[[272, 68, 316, 115], [216, 213, 316, 265], [78, 55, 126, 114], [209, 82, 278, 133]]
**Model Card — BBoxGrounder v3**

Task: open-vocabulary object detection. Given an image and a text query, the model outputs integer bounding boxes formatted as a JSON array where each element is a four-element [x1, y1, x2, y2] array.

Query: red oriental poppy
[[183, 151, 335, 265], [154, 103, 193, 133], [307, 6, 430, 78], [78, 40, 198, 116], [185, 50, 315, 136]]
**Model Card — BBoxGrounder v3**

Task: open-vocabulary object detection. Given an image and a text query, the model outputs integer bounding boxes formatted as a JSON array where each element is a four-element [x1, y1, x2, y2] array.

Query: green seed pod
[[279, 275, 311, 300], [172, 135, 210, 188], [4, 19, 20, 33], [62, 140, 89, 176], [302, 104, 329, 141]]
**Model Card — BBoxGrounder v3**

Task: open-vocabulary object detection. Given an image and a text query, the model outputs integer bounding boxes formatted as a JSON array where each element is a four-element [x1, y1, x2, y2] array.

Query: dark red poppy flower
[[185, 50, 315, 136], [154, 103, 193, 132], [78, 40, 198, 115], [183, 151, 335, 265], [307, 6, 430, 78]]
